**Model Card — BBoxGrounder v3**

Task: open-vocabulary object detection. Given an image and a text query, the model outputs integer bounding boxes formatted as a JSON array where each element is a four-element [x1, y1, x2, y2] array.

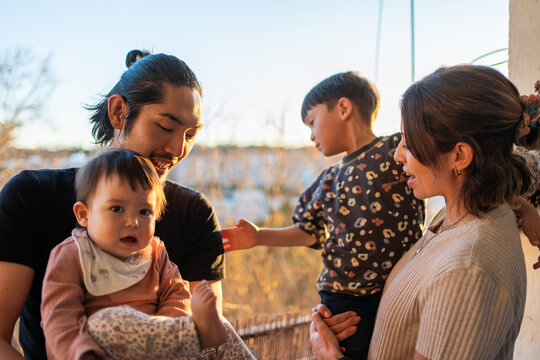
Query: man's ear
[[453, 142, 474, 173], [73, 201, 90, 228], [108, 94, 128, 130], [337, 97, 353, 121]]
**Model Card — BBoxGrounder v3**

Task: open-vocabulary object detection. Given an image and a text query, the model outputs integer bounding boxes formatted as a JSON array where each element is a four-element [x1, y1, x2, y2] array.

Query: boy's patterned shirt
[[293, 134, 424, 296]]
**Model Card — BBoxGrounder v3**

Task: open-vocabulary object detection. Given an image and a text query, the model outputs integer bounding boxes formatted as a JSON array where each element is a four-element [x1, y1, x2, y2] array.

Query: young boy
[[41, 149, 253, 360], [222, 72, 424, 360]]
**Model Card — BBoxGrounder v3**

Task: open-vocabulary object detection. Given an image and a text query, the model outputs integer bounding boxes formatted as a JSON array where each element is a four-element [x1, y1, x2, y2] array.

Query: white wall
[[509, 1, 540, 358], [509, 0, 540, 92]]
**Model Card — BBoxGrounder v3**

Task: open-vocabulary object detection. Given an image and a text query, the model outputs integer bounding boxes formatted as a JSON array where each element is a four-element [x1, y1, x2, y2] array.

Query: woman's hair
[[301, 71, 380, 126], [87, 50, 202, 146], [75, 149, 167, 220], [401, 64, 540, 217]]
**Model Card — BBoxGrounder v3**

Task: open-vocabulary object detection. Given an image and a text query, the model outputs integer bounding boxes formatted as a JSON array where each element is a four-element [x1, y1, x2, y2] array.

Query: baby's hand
[[191, 280, 227, 349]]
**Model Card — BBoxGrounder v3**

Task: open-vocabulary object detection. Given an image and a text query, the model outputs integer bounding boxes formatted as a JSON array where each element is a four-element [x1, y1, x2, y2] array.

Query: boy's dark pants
[[319, 290, 382, 360]]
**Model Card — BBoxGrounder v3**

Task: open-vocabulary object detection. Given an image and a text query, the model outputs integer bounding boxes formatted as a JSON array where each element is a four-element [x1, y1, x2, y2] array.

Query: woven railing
[[229, 311, 314, 360]]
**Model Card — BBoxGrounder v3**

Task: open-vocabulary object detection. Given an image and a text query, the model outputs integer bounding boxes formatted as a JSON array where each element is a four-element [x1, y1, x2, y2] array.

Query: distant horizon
[[5, 142, 326, 153]]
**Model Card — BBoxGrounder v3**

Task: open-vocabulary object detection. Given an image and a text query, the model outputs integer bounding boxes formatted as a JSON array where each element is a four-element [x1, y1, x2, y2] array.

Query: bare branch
[[0, 47, 56, 182], [0, 48, 55, 130]]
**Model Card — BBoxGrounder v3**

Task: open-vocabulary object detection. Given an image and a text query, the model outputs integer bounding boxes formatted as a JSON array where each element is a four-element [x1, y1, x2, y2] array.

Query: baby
[[41, 149, 252, 359]]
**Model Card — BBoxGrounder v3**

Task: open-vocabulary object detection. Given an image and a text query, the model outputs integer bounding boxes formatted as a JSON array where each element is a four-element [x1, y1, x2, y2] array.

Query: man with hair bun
[[0, 50, 225, 360]]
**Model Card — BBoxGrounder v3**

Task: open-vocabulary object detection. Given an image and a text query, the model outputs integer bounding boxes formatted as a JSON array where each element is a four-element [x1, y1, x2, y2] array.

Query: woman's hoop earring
[[454, 167, 462, 176]]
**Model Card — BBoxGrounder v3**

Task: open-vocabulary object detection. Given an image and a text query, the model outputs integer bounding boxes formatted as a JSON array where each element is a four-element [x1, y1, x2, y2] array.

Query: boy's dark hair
[[75, 149, 167, 219], [86, 49, 202, 146], [401, 64, 539, 217], [301, 71, 380, 126]]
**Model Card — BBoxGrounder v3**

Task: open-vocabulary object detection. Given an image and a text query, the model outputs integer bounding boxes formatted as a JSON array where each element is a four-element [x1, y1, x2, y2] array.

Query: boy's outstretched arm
[[222, 219, 315, 252]]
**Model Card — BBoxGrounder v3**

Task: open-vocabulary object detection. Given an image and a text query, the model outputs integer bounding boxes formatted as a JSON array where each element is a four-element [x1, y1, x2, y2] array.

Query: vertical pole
[[410, 0, 415, 83], [374, 0, 384, 84]]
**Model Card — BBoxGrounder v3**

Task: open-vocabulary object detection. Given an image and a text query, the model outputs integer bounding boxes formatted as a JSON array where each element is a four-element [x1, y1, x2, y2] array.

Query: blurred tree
[[0, 48, 55, 185]]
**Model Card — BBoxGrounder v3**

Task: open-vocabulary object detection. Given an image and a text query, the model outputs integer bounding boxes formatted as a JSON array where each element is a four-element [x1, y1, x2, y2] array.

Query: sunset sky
[[1, 0, 510, 149]]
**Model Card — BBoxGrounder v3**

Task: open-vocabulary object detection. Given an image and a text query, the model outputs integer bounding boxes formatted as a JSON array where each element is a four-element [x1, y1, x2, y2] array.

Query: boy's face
[[109, 85, 203, 181], [74, 174, 157, 260], [304, 103, 346, 156]]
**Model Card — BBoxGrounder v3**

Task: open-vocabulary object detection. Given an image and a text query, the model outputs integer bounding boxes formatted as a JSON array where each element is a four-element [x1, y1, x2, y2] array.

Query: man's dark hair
[[87, 50, 202, 146]]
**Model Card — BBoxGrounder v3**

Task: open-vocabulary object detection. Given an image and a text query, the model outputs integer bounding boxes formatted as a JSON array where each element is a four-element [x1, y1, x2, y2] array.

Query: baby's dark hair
[[86, 49, 202, 146], [75, 149, 166, 219], [301, 71, 380, 126]]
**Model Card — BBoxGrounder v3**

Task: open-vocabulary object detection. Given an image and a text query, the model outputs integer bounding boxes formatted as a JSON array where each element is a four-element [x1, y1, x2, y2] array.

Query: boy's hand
[[520, 208, 540, 269], [514, 197, 540, 269], [222, 219, 260, 252]]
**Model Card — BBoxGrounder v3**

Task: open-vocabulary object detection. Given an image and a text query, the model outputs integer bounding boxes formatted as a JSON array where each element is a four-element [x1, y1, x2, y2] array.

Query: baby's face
[[84, 174, 157, 259]]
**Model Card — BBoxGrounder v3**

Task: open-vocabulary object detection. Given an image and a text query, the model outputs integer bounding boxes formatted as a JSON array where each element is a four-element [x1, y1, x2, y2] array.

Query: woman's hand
[[310, 312, 346, 360], [312, 304, 360, 341], [222, 219, 260, 252]]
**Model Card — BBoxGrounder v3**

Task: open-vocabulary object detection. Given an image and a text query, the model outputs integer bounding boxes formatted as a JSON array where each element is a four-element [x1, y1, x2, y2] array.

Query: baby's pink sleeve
[[41, 239, 106, 360], [154, 239, 191, 317]]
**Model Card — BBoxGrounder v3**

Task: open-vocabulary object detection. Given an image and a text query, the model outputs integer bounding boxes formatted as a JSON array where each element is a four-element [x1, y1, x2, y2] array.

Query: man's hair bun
[[125, 49, 150, 68]]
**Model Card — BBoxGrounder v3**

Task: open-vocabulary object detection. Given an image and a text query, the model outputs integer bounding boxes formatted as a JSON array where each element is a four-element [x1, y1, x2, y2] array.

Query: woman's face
[[394, 122, 454, 201], [110, 85, 202, 181]]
